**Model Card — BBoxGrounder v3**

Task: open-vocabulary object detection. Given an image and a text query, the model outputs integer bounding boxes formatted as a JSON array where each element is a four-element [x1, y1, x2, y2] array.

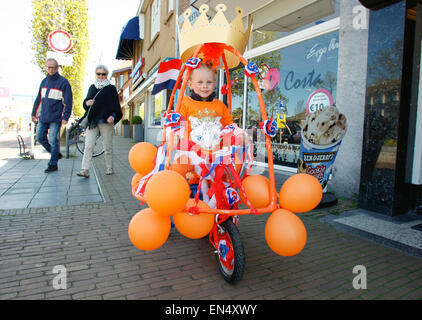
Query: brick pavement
[[0, 135, 421, 300]]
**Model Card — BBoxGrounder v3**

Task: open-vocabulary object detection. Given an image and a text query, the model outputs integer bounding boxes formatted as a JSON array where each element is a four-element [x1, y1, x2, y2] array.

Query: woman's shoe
[[105, 168, 113, 175], [76, 169, 90, 178]]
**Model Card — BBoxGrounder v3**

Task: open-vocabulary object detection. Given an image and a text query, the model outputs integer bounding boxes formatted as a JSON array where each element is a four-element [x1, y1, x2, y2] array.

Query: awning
[[358, 0, 404, 10], [116, 16, 142, 60]]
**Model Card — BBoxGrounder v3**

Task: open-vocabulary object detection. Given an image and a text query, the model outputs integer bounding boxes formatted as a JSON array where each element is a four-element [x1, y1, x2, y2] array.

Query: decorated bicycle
[[128, 4, 323, 283]]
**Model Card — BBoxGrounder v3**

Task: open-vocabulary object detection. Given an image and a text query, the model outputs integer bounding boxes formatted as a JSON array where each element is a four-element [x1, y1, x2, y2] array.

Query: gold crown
[[177, 4, 252, 69]]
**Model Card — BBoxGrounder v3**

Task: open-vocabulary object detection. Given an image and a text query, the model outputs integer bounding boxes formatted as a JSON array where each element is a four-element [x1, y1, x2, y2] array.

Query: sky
[[0, 0, 140, 101]]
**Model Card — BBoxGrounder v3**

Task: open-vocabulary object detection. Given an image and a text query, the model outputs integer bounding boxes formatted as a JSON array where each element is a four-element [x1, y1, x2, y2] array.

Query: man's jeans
[[36, 121, 61, 166]]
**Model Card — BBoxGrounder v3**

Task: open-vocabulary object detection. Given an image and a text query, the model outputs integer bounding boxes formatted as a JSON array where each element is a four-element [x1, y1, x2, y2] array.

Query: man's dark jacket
[[32, 72, 72, 123]]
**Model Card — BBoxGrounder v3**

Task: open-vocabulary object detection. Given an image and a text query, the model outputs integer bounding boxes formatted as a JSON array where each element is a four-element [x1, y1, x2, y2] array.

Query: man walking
[[32, 58, 72, 172]]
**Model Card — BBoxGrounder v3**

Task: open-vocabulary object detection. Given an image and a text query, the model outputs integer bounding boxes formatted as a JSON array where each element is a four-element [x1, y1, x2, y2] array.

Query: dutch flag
[[151, 58, 182, 95]]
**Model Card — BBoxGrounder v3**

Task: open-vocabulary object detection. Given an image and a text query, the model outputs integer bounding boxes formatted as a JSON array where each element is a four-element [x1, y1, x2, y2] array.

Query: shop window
[[119, 75, 124, 89], [246, 30, 339, 169], [150, 91, 164, 126], [139, 101, 145, 121], [151, 0, 161, 42], [227, 67, 246, 128]]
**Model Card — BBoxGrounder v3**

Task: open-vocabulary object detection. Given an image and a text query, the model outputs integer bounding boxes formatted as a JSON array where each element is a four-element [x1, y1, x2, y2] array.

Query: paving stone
[[0, 136, 421, 302]]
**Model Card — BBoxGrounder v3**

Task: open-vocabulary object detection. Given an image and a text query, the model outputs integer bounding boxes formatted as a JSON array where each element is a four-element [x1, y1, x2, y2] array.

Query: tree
[[31, 0, 89, 116]]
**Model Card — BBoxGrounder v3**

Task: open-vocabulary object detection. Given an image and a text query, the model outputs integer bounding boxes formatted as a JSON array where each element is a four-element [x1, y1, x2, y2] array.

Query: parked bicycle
[[67, 117, 104, 157]]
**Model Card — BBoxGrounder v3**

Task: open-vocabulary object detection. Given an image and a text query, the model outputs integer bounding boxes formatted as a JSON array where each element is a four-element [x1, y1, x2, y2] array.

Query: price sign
[[306, 89, 334, 114]]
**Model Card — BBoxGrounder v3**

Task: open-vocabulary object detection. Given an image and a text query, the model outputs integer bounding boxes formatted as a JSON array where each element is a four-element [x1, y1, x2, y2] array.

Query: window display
[[151, 91, 163, 126], [244, 30, 340, 169]]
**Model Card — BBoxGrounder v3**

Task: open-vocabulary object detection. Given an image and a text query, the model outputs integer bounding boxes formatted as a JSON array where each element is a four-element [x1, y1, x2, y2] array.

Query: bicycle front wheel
[[215, 219, 245, 284], [76, 131, 105, 157]]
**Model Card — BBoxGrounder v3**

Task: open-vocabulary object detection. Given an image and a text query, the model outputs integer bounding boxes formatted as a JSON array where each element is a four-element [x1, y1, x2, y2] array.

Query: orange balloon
[[173, 199, 214, 239], [128, 142, 157, 175], [279, 173, 323, 213], [128, 208, 171, 251], [239, 175, 270, 208], [131, 173, 144, 188], [170, 155, 191, 175], [265, 209, 307, 257], [145, 170, 191, 216]]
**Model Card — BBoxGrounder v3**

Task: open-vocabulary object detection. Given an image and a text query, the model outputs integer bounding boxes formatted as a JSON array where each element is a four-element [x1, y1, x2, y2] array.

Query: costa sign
[[47, 30, 73, 53]]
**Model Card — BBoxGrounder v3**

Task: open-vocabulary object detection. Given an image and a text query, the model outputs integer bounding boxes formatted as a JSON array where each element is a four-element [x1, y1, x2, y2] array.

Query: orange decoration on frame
[[128, 208, 171, 251], [279, 173, 323, 213], [173, 199, 214, 239], [265, 209, 307, 257], [128, 142, 157, 175], [145, 170, 191, 216]]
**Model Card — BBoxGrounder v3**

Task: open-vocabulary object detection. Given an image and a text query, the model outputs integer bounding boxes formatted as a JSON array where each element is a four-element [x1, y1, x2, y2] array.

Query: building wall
[[111, 68, 132, 135], [126, 0, 178, 145], [138, 0, 176, 75], [329, 0, 369, 199]]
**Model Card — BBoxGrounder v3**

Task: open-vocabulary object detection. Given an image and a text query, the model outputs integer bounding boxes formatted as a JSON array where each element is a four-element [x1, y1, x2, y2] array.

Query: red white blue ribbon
[[163, 112, 184, 131], [134, 143, 167, 201], [225, 187, 240, 206], [185, 58, 201, 69], [260, 118, 278, 137], [244, 62, 259, 77], [219, 124, 236, 138]]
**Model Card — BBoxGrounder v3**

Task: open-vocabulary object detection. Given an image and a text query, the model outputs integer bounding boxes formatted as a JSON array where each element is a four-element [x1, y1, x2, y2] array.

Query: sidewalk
[[0, 134, 421, 300], [0, 132, 103, 210]]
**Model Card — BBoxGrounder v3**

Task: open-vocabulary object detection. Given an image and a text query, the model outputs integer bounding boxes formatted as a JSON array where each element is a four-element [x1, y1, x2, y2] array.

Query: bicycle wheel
[[215, 218, 245, 284], [76, 130, 105, 157]]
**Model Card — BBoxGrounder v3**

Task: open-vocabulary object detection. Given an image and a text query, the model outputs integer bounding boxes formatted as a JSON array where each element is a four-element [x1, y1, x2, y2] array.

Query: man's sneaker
[[58, 153, 63, 160], [76, 169, 90, 178], [44, 165, 58, 173], [105, 168, 113, 175]]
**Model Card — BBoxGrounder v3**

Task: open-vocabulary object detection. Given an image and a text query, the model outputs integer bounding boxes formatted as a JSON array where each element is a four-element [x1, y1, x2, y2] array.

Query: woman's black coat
[[83, 84, 123, 128]]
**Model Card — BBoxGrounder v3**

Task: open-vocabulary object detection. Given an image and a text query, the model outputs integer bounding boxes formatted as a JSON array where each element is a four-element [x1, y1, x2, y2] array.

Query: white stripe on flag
[[155, 68, 180, 85]]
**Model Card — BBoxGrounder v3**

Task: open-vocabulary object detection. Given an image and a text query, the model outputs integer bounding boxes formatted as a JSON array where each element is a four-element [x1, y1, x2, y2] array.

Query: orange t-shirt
[[179, 96, 233, 138]]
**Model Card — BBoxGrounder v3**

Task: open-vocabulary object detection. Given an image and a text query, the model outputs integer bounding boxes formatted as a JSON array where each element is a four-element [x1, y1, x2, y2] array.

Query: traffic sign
[[47, 30, 73, 53]]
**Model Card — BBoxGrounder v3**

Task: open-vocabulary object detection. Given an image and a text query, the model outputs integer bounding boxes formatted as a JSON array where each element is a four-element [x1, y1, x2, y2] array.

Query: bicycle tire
[[215, 219, 245, 284], [76, 131, 105, 157]]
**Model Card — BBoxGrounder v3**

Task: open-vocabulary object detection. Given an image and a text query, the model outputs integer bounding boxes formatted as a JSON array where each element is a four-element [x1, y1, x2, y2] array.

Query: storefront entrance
[[359, 0, 422, 216]]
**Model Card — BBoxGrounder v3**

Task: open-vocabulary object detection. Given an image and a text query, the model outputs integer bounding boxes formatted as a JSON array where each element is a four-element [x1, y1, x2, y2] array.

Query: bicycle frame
[[159, 43, 279, 217]]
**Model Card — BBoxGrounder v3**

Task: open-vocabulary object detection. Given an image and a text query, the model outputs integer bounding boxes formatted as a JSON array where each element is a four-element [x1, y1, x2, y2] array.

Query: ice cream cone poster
[[298, 106, 347, 191]]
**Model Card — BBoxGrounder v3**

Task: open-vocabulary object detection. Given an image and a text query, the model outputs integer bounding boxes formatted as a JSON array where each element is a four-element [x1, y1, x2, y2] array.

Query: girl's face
[[188, 67, 216, 100]]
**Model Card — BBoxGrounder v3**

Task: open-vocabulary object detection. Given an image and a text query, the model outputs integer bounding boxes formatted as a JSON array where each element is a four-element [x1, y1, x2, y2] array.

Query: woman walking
[[77, 65, 122, 178]]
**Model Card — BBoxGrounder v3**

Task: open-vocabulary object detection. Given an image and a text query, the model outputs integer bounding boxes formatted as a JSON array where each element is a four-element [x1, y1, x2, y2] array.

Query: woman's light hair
[[95, 64, 109, 75]]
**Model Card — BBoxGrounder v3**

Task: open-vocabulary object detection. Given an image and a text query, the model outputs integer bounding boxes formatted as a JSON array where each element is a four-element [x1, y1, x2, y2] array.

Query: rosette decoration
[[244, 62, 259, 77], [259, 118, 278, 138], [185, 57, 202, 69], [163, 112, 184, 132]]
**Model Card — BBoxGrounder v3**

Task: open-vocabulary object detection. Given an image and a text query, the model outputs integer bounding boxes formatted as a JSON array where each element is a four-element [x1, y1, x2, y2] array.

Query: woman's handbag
[[79, 88, 104, 129], [79, 111, 90, 129]]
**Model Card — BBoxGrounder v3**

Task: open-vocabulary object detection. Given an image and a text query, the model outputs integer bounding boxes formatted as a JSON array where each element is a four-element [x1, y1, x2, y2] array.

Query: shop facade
[[190, 0, 422, 216], [111, 60, 133, 136], [117, 0, 422, 216], [116, 0, 177, 142]]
